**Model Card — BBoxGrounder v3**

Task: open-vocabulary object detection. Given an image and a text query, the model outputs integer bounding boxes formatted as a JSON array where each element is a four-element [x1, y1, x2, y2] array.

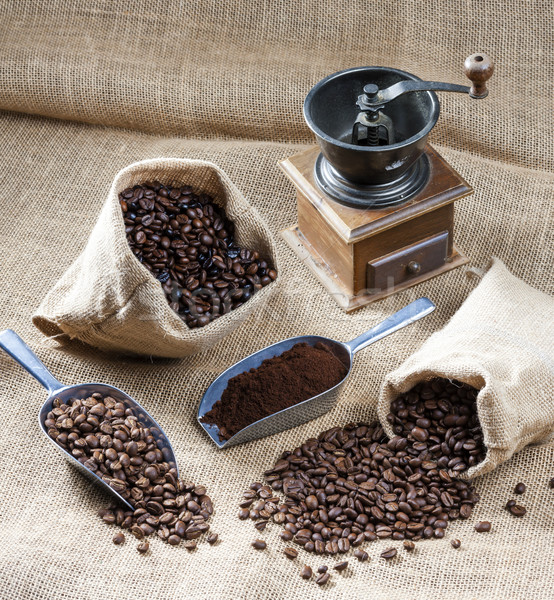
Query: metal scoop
[[198, 297, 435, 448], [0, 329, 178, 510]]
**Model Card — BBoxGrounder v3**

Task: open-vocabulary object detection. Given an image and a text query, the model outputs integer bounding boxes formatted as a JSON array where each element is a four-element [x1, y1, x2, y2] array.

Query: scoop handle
[[346, 297, 435, 354], [0, 329, 64, 395]]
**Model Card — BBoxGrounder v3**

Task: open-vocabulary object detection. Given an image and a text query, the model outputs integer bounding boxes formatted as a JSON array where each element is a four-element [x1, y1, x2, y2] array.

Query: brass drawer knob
[[407, 260, 421, 274]]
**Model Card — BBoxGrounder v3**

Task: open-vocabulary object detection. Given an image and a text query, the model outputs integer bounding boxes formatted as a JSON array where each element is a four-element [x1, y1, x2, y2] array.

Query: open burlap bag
[[378, 258, 554, 479], [32, 158, 278, 358]]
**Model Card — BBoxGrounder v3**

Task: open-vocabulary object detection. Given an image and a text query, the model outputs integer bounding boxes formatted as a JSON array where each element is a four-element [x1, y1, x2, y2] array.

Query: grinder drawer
[[366, 231, 449, 292]]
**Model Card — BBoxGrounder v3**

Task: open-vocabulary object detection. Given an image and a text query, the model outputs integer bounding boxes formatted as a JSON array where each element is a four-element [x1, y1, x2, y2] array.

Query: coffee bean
[[514, 482, 526, 495], [168, 535, 181, 545], [354, 549, 369, 562], [112, 533, 125, 545], [120, 182, 276, 329], [284, 547, 298, 559], [207, 533, 218, 545], [252, 539, 267, 550], [451, 539, 461, 549], [403, 540, 415, 552], [300, 565, 313, 580], [317, 565, 328, 574], [505, 499, 516, 510], [316, 572, 330, 585], [137, 541, 149, 554], [183, 541, 197, 551], [474, 521, 491, 532], [333, 561, 348, 572], [381, 547, 397, 560], [509, 505, 526, 517], [549, 477, 554, 489]]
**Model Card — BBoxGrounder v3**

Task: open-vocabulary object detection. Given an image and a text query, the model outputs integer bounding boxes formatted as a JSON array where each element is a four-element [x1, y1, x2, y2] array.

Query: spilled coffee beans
[[45, 393, 214, 552], [120, 182, 276, 328], [238, 378, 484, 558]]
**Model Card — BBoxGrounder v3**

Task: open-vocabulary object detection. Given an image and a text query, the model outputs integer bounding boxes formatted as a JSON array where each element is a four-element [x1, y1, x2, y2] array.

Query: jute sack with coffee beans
[[33, 158, 278, 358], [377, 258, 554, 479]]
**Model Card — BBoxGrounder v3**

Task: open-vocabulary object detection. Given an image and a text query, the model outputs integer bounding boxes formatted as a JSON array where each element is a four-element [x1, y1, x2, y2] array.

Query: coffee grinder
[[280, 54, 494, 311]]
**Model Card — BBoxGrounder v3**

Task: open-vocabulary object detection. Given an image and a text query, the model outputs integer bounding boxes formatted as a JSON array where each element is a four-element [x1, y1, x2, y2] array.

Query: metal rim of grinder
[[303, 55, 493, 208]]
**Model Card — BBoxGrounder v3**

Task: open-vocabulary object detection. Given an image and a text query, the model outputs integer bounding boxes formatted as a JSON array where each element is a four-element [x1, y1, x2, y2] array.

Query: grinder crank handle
[[359, 53, 494, 108]]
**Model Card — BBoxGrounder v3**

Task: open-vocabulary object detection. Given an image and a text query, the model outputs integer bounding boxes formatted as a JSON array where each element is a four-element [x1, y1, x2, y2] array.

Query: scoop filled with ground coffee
[[198, 298, 435, 448], [202, 341, 348, 440]]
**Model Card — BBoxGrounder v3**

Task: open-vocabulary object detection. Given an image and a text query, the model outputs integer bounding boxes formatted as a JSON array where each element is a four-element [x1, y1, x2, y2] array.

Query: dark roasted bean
[[112, 533, 125, 545], [316, 572, 330, 585], [354, 548, 369, 561], [451, 539, 461, 549], [509, 504, 526, 517], [403, 540, 415, 552], [381, 547, 397, 560], [252, 539, 267, 550], [333, 561, 348, 572], [475, 521, 491, 532], [300, 565, 313, 580], [284, 547, 298, 559], [137, 541, 149, 554], [514, 482, 526, 495]]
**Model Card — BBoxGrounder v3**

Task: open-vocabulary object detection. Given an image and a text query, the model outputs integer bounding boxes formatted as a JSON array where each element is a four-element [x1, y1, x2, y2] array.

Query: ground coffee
[[201, 342, 348, 440]]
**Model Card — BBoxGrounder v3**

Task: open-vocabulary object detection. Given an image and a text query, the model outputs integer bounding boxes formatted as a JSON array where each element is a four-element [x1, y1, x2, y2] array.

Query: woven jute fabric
[[32, 158, 278, 358], [378, 258, 554, 479], [0, 0, 553, 599]]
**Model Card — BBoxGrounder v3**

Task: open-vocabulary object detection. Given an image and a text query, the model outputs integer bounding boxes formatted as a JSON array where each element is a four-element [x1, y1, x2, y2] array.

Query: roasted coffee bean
[[47, 394, 213, 554], [514, 482, 526, 495], [284, 547, 298, 560], [252, 539, 267, 550], [239, 379, 483, 557], [381, 547, 397, 560], [300, 565, 313, 580], [403, 540, 415, 552], [316, 572, 330, 585], [451, 539, 461, 549], [333, 561, 348, 572], [475, 521, 491, 532], [509, 504, 526, 517], [207, 533, 219, 545], [505, 499, 516, 510], [317, 565, 328, 574], [183, 541, 197, 551], [112, 533, 125, 545], [137, 541, 149, 554], [354, 549, 369, 562], [549, 477, 554, 489], [120, 182, 276, 328]]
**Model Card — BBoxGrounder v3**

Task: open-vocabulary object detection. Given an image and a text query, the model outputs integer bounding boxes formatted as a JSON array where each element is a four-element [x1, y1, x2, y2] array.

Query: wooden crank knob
[[464, 53, 494, 99]]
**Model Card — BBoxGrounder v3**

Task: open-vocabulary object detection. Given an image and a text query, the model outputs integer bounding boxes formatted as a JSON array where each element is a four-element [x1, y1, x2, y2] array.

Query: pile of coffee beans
[[119, 182, 276, 328], [386, 379, 486, 473], [45, 393, 214, 551], [239, 378, 485, 559]]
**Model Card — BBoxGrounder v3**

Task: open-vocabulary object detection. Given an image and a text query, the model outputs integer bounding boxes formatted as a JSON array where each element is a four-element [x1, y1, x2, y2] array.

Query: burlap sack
[[32, 158, 278, 358], [378, 258, 554, 479]]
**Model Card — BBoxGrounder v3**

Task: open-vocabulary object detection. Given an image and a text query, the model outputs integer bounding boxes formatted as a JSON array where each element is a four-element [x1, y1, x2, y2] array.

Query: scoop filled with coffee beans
[[1, 331, 177, 498], [120, 181, 276, 328]]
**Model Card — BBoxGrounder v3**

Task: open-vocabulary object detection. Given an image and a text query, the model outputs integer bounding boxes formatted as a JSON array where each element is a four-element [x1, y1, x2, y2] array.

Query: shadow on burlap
[[0, 1, 553, 599]]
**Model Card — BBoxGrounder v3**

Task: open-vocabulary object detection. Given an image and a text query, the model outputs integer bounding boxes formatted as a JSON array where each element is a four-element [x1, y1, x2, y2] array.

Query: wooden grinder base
[[279, 145, 471, 312]]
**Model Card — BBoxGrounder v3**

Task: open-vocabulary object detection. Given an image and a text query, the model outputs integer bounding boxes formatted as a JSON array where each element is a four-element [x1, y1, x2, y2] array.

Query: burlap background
[[0, 1, 553, 599]]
